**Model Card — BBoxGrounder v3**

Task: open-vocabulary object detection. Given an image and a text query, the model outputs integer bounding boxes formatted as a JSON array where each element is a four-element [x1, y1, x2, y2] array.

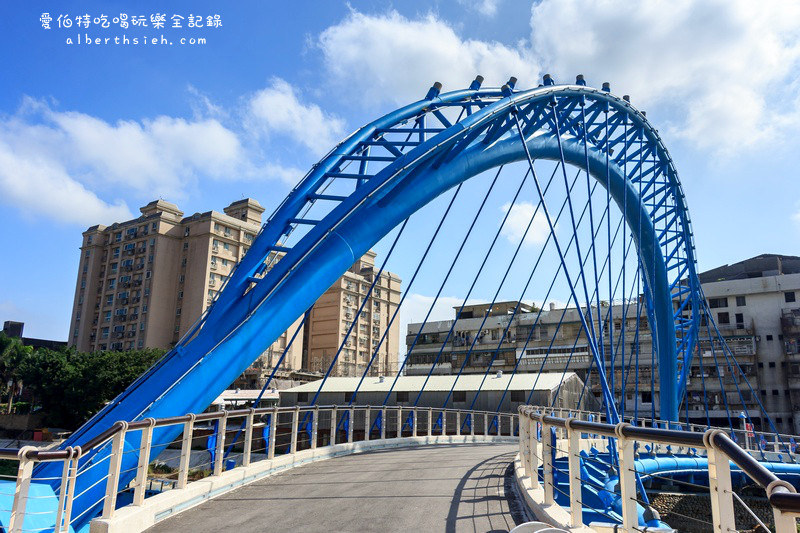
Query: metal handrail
[[517, 406, 800, 531]]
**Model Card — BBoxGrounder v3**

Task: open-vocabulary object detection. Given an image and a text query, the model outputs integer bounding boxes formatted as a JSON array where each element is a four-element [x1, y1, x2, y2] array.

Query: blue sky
[[1, 0, 799, 340]]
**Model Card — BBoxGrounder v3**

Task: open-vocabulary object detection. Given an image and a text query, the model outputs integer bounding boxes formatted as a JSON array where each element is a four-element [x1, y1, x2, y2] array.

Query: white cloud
[[318, 10, 538, 105], [529, 0, 800, 153], [0, 141, 131, 225], [247, 78, 346, 156], [459, 0, 502, 17], [0, 78, 342, 225], [500, 201, 550, 247]]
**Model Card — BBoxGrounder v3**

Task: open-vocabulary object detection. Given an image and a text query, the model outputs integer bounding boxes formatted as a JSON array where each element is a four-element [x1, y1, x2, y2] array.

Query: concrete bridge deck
[[146, 443, 526, 533]]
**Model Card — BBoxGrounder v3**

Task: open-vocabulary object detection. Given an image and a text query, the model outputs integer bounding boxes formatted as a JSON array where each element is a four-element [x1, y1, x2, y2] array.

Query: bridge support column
[[243, 409, 254, 466], [213, 413, 227, 476], [177, 415, 195, 489], [331, 407, 338, 446], [133, 419, 155, 506], [268, 408, 277, 459], [312, 406, 319, 449], [541, 421, 554, 505], [364, 407, 370, 442], [381, 407, 386, 440]]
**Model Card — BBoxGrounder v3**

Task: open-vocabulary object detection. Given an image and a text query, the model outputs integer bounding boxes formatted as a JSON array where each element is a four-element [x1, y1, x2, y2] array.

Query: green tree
[[0, 333, 33, 412], [19, 347, 164, 429]]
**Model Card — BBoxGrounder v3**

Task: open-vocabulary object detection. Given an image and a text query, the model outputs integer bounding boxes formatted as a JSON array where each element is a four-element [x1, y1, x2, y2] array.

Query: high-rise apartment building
[[303, 252, 402, 377], [68, 199, 304, 375]]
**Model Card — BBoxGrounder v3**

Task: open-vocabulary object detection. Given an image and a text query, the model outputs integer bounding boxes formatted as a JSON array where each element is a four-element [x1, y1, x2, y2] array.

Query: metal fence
[[517, 406, 800, 532], [0, 405, 516, 532]]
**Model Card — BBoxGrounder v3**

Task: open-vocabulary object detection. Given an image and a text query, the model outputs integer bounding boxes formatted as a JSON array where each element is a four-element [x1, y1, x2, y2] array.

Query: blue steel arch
[[50, 80, 703, 528]]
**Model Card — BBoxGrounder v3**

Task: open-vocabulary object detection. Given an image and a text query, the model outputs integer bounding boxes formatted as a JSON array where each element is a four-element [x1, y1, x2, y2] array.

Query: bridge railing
[[517, 406, 800, 532], [0, 405, 517, 532], [535, 406, 799, 458]]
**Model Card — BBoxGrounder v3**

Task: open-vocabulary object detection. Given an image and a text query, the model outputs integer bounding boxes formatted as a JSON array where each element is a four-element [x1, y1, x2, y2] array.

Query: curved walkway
[[146, 443, 526, 533]]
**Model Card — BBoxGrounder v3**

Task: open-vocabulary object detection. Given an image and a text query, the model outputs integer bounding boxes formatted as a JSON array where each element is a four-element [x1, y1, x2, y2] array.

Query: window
[[769, 362, 776, 368], [145, 270, 151, 279], [297, 392, 309, 403], [786, 292, 797, 303], [735, 313, 744, 327], [453, 391, 466, 403], [110, 262, 118, 274], [717, 312, 730, 324], [396, 391, 409, 402], [176, 308, 181, 316], [114, 232, 122, 242], [758, 362, 764, 368], [106, 295, 113, 306], [766, 334, 773, 341], [183, 242, 189, 250], [511, 390, 525, 402], [87, 235, 93, 245], [183, 227, 189, 237], [344, 391, 353, 403], [641, 391, 652, 403], [708, 297, 728, 309], [773, 390, 779, 396], [104, 311, 111, 322], [736, 296, 746, 306], [140, 322, 145, 331]]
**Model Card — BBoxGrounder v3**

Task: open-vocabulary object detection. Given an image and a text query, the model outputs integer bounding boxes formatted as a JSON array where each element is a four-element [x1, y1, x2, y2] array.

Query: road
[[146, 443, 527, 533]]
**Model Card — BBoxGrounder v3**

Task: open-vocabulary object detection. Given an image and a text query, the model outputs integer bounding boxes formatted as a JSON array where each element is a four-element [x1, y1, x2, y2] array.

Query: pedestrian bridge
[[4, 405, 800, 533]]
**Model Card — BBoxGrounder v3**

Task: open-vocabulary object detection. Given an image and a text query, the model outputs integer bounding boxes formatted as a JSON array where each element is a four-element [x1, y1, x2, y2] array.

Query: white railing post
[[348, 407, 354, 443], [55, 447, 72, 532], [565, 419, 582, 527], [530, 418, 540, 489], [133, 419, 155, 506], [177, 415, 194, 489], [484, 412, 489, 436], [428, 407, 433, 436], [616, 425, 637, 532], [364, 407, 370, 442], [9, 447, 35, 533], [243, 409, 254, 466], [290, 407, 300, 454], [519, 410, 528, 474], [102, 422, 127, 519], [470, 412, 475, 436], [704, 430, 736, 533], [268, 407, 277, 459], [412, 407, 418, 437], [456, 411, 461, 436], [441, 410, 447, 436], [541, 420, 554, 505], [60, 449, 78, 533], [312, 406, 319, 449], [381, 407, 386, 440], [213, 413, 228, 476], [331, 407, 338, 446], [397, 407, 403, 438]]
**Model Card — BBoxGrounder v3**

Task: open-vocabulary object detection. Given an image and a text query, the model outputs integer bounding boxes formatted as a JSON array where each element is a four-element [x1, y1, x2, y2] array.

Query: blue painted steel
[[35, 83, 704, 528]]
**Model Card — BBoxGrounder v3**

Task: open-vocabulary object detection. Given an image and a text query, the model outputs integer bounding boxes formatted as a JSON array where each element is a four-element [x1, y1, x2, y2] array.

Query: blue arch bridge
[[3, 76, 800, 532]]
